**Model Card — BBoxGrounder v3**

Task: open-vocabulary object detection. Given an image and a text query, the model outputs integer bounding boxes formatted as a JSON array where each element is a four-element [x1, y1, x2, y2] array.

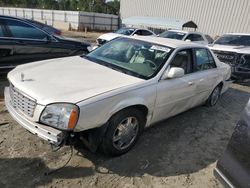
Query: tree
[[0, 0, 120, 14], [106, 0, 120, 15]]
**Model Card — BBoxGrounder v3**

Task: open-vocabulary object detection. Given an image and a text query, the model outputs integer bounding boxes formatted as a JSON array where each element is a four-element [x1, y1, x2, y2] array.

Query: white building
[[120, 0, 250, 37]]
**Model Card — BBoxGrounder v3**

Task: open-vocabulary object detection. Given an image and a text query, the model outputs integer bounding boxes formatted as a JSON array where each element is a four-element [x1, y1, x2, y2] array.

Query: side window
[[195, 48, 216, 71], [0, 26, 4, 37], [170, 49, 193, 74], [134, 30, 142, 35], [141, 30, 153, 36], [193, 34, 204, 41], [185, 34, 193, 41], [186, 34, 204, 41], [0, 20, 5, 37], [5, 19, 47, 40]]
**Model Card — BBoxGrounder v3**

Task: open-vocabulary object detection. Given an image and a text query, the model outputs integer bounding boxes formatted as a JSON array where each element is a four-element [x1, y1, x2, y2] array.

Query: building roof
[[122, 16, 198, 30]]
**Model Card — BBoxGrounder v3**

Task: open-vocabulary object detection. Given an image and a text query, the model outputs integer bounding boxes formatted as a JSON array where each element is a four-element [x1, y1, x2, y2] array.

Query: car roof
[[0, 15, 28, 22], [0, 15, 40, 27], [127, 35, 204, 48], [119, 27, 152, 31], [168, 29, 188, 34], [168, 29, 204, 35]]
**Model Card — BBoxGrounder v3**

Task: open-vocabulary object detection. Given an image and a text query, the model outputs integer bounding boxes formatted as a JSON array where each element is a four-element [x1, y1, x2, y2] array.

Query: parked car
[[0, 15, 91, 73], [25, 19, 62, 36], [96, 27, 155, 46], [214, 99, 250, 187], [209, 33, 250, 80], [5, 36, 231, 156], [158, 30, 209, 45]]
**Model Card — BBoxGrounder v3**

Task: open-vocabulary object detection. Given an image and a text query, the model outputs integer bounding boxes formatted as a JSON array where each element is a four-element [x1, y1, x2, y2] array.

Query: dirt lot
[[1, 31, 250, 187], [0, 83, 250, 188]]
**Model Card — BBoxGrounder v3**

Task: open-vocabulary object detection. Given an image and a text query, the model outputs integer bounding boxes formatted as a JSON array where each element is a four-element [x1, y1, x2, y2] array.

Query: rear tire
[[101, 108, 146, 156], [206, 85, 221, 107]]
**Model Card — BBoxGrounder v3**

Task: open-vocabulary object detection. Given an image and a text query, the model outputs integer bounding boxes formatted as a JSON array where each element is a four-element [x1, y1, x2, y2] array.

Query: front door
[[4, 18, 54, 66], [152, 49, 197, 123]]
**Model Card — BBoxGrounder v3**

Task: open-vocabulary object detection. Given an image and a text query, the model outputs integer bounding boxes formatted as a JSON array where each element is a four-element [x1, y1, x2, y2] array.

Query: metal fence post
[[52, 10, 54, 26], [111, 16, 113, 31], [92, 14, 95, 30], [31, 9, 34, 20]]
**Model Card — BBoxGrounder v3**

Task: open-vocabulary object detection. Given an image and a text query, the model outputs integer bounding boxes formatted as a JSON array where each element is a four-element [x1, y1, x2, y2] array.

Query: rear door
[[191, 48, 219, 105], [0, 18, 15, 72]]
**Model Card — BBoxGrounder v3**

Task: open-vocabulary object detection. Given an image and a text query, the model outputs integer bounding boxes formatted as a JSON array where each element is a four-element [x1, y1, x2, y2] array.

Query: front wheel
[[206, 85, 221, 106], [101, 109, 146, 156]]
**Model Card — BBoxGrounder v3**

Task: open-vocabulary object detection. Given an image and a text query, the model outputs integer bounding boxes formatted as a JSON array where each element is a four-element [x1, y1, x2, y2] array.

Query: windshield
[[159, 31, 186, 40], [86, 38, 173, 79], [214, 34, 250, 46], [115, 28, 136, 35]]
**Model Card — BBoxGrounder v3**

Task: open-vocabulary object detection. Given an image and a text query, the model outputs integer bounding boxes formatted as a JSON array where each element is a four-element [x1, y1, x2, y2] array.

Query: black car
[[0, 15, 91, 73], [25, 19, 62, 36], [214, 99, 250, 187]]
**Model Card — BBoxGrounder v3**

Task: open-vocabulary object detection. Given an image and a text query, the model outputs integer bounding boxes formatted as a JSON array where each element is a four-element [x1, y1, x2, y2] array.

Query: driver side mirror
[[46, 35, 54, 43], [185, 39, 191, 42], [162, 67, 185, 79]]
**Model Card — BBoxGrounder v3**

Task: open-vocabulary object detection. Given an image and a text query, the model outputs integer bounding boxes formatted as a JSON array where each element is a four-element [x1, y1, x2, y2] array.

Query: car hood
[[98, 33, 123, 41], [8, 56, 143, 105], [209, 44, 250, 54]]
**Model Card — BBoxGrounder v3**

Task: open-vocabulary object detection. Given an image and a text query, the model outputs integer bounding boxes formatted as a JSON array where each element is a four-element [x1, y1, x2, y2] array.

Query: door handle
[[15, 41, 26, 45], [188, 81, 194, 86]]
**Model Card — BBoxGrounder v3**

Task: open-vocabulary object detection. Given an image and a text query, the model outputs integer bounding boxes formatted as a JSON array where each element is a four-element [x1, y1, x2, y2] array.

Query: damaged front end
[[232, 54, 250, 80]]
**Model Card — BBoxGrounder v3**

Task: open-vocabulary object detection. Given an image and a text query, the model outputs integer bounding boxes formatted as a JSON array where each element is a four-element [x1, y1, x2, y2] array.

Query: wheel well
[[218, 82, 223, 89], [114, 105, 149, 118]]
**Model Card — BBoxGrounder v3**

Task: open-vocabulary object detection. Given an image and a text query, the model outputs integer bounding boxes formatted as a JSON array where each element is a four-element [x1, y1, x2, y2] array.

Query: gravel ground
[[0, 83, 250, 188]]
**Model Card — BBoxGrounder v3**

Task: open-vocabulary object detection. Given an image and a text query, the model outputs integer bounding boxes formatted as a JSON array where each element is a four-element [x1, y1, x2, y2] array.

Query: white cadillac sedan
[[5, 36, 231, 156]]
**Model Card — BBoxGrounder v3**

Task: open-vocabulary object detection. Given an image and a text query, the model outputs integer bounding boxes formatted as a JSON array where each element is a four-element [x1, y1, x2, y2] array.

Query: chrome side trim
[[214, 167, 235, 188]]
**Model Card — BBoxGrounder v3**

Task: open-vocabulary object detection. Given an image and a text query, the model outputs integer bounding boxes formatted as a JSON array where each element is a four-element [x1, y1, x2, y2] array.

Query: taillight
[[54, 30, 62, 36]]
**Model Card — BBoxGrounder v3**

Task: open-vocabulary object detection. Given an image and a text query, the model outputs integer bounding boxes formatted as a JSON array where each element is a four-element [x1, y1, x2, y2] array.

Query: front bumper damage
[[231, 66, 250, 79], [4, 87, 65, 145]]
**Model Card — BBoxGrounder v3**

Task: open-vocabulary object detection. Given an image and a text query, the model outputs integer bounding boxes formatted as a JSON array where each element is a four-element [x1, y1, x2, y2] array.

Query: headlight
[[40, 103, 79, 130]]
